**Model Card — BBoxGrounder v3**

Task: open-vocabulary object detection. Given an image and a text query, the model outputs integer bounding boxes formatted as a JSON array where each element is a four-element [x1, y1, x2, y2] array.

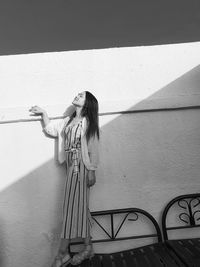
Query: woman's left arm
[[88, 134, 99, 170], [87, 134, 99, 186]]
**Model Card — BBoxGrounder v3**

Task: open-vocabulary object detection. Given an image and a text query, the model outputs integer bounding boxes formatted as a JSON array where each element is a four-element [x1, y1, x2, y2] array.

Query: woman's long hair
[[81, 91, 99, 142], [67, 91, 99, 142]]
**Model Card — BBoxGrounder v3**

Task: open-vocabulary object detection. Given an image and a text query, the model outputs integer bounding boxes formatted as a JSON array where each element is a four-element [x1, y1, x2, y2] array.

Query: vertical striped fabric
[[61, 121, 92, 240]]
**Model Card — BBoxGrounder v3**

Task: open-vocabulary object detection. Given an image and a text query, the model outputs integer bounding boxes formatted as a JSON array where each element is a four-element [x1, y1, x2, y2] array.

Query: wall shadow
[[0, 0, 200, 55], [131, 64, 200, 111], [0, 65, 200, 265], [97, 64, 200, 221], [0, 159, 67, 267]]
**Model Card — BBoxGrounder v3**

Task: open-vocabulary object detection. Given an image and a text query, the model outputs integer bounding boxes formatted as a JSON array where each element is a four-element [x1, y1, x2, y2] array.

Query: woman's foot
[[51, 253, 71, 267], [71, 244, 94, 266]]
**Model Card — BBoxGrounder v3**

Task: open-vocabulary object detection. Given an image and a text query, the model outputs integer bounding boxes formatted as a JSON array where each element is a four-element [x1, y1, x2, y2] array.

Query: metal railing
[[162, 193, 200, 240]]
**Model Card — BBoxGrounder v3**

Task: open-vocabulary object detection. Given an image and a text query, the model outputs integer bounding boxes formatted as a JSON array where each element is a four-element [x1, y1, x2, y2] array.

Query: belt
[[65, 148, 80, 153], [65, 148, 80, 173]]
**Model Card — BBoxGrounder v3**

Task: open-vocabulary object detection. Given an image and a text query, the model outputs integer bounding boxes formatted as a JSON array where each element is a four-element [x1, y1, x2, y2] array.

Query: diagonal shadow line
[[1, 64, 200, 125], [0, 64, 199, 265]]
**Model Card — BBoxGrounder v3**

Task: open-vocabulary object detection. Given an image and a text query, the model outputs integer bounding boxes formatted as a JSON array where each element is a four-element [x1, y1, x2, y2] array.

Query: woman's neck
[[75, 107, 83, 119]]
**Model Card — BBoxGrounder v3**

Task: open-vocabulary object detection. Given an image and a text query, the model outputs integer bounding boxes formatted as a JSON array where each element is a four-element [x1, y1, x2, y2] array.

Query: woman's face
[[72, 91, 86, 107]]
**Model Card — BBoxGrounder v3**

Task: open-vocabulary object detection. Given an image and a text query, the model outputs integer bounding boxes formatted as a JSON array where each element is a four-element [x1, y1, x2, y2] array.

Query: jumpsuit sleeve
[[44, 117, 69, 137]]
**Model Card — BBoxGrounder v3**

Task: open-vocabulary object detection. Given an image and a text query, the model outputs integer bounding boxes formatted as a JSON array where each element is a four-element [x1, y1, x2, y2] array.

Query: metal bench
[[69, 208, 185, 267], [162, 193, 200, 267]]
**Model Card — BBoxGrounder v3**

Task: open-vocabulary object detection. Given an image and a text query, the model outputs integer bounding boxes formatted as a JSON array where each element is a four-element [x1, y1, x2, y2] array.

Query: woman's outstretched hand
[[29, 105, 45, 116], [87, 170, 96, 187], [29, 106, 50, 126]]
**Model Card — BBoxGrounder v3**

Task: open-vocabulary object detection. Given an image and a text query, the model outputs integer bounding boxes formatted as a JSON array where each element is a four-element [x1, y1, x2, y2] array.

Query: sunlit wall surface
[[0, 42, 200, 266]]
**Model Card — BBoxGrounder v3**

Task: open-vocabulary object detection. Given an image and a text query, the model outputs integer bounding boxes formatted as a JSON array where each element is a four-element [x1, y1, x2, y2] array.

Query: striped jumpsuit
[[61, 120, 91, 240]]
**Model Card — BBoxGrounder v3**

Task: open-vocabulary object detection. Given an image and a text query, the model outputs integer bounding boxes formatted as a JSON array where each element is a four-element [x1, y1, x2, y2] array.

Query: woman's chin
[[72, 102, 82, 108]]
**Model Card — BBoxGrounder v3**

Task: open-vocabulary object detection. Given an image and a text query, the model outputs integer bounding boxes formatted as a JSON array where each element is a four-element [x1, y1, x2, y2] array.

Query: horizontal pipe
[[0, 105, 200, 125], [166, 224, 200, 231], [70, 233, 158, 246]]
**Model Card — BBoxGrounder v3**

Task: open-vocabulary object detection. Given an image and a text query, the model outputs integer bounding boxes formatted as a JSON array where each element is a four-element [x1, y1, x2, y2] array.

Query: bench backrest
[[162, 193, 200, 240], [70, 207, 162, 252], [90, 207, 162, 244]]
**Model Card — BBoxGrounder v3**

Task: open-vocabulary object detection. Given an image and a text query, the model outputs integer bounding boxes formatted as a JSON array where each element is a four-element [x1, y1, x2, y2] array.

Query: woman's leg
[[83, 235, 94, 254], [84, 235, 94, 258], [52, 239, 71, 267], [71, 236, 94, 266], [58, 238, 70, 255], [84, 236, 91, 246], [83, 235, 94, 255]]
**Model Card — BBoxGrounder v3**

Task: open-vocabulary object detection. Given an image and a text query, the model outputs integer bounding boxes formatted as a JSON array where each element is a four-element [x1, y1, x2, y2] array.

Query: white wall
[[0, 42, 200, 266]]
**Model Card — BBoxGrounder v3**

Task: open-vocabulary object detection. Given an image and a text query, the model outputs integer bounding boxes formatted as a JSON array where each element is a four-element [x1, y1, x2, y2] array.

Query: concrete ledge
[[0, 95, 200, 124]]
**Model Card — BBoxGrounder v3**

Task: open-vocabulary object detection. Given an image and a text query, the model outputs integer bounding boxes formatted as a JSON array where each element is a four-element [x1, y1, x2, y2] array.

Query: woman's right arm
[[29, 105, 59, 137], [29, 105, 50, 127], [29, 105, 73, 137]]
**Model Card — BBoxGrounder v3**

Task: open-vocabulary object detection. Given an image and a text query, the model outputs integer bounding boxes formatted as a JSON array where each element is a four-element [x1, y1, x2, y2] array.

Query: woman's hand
[[29, 105, 50, 127], [29, 105, 46, 116], [87, 170, 96, 187]]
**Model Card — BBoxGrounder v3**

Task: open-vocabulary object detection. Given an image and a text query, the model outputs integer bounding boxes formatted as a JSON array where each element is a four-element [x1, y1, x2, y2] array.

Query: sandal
[[51, 253, 71, 267], [71, 244, 94, 266]]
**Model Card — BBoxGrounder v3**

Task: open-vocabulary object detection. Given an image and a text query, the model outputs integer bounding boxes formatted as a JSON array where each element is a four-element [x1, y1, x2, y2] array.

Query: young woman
[[30, 91, 100, 266]]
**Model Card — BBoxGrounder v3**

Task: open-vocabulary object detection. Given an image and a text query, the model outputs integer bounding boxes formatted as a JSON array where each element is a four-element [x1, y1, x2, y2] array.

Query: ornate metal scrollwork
[[178, 197, 200, 226]]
